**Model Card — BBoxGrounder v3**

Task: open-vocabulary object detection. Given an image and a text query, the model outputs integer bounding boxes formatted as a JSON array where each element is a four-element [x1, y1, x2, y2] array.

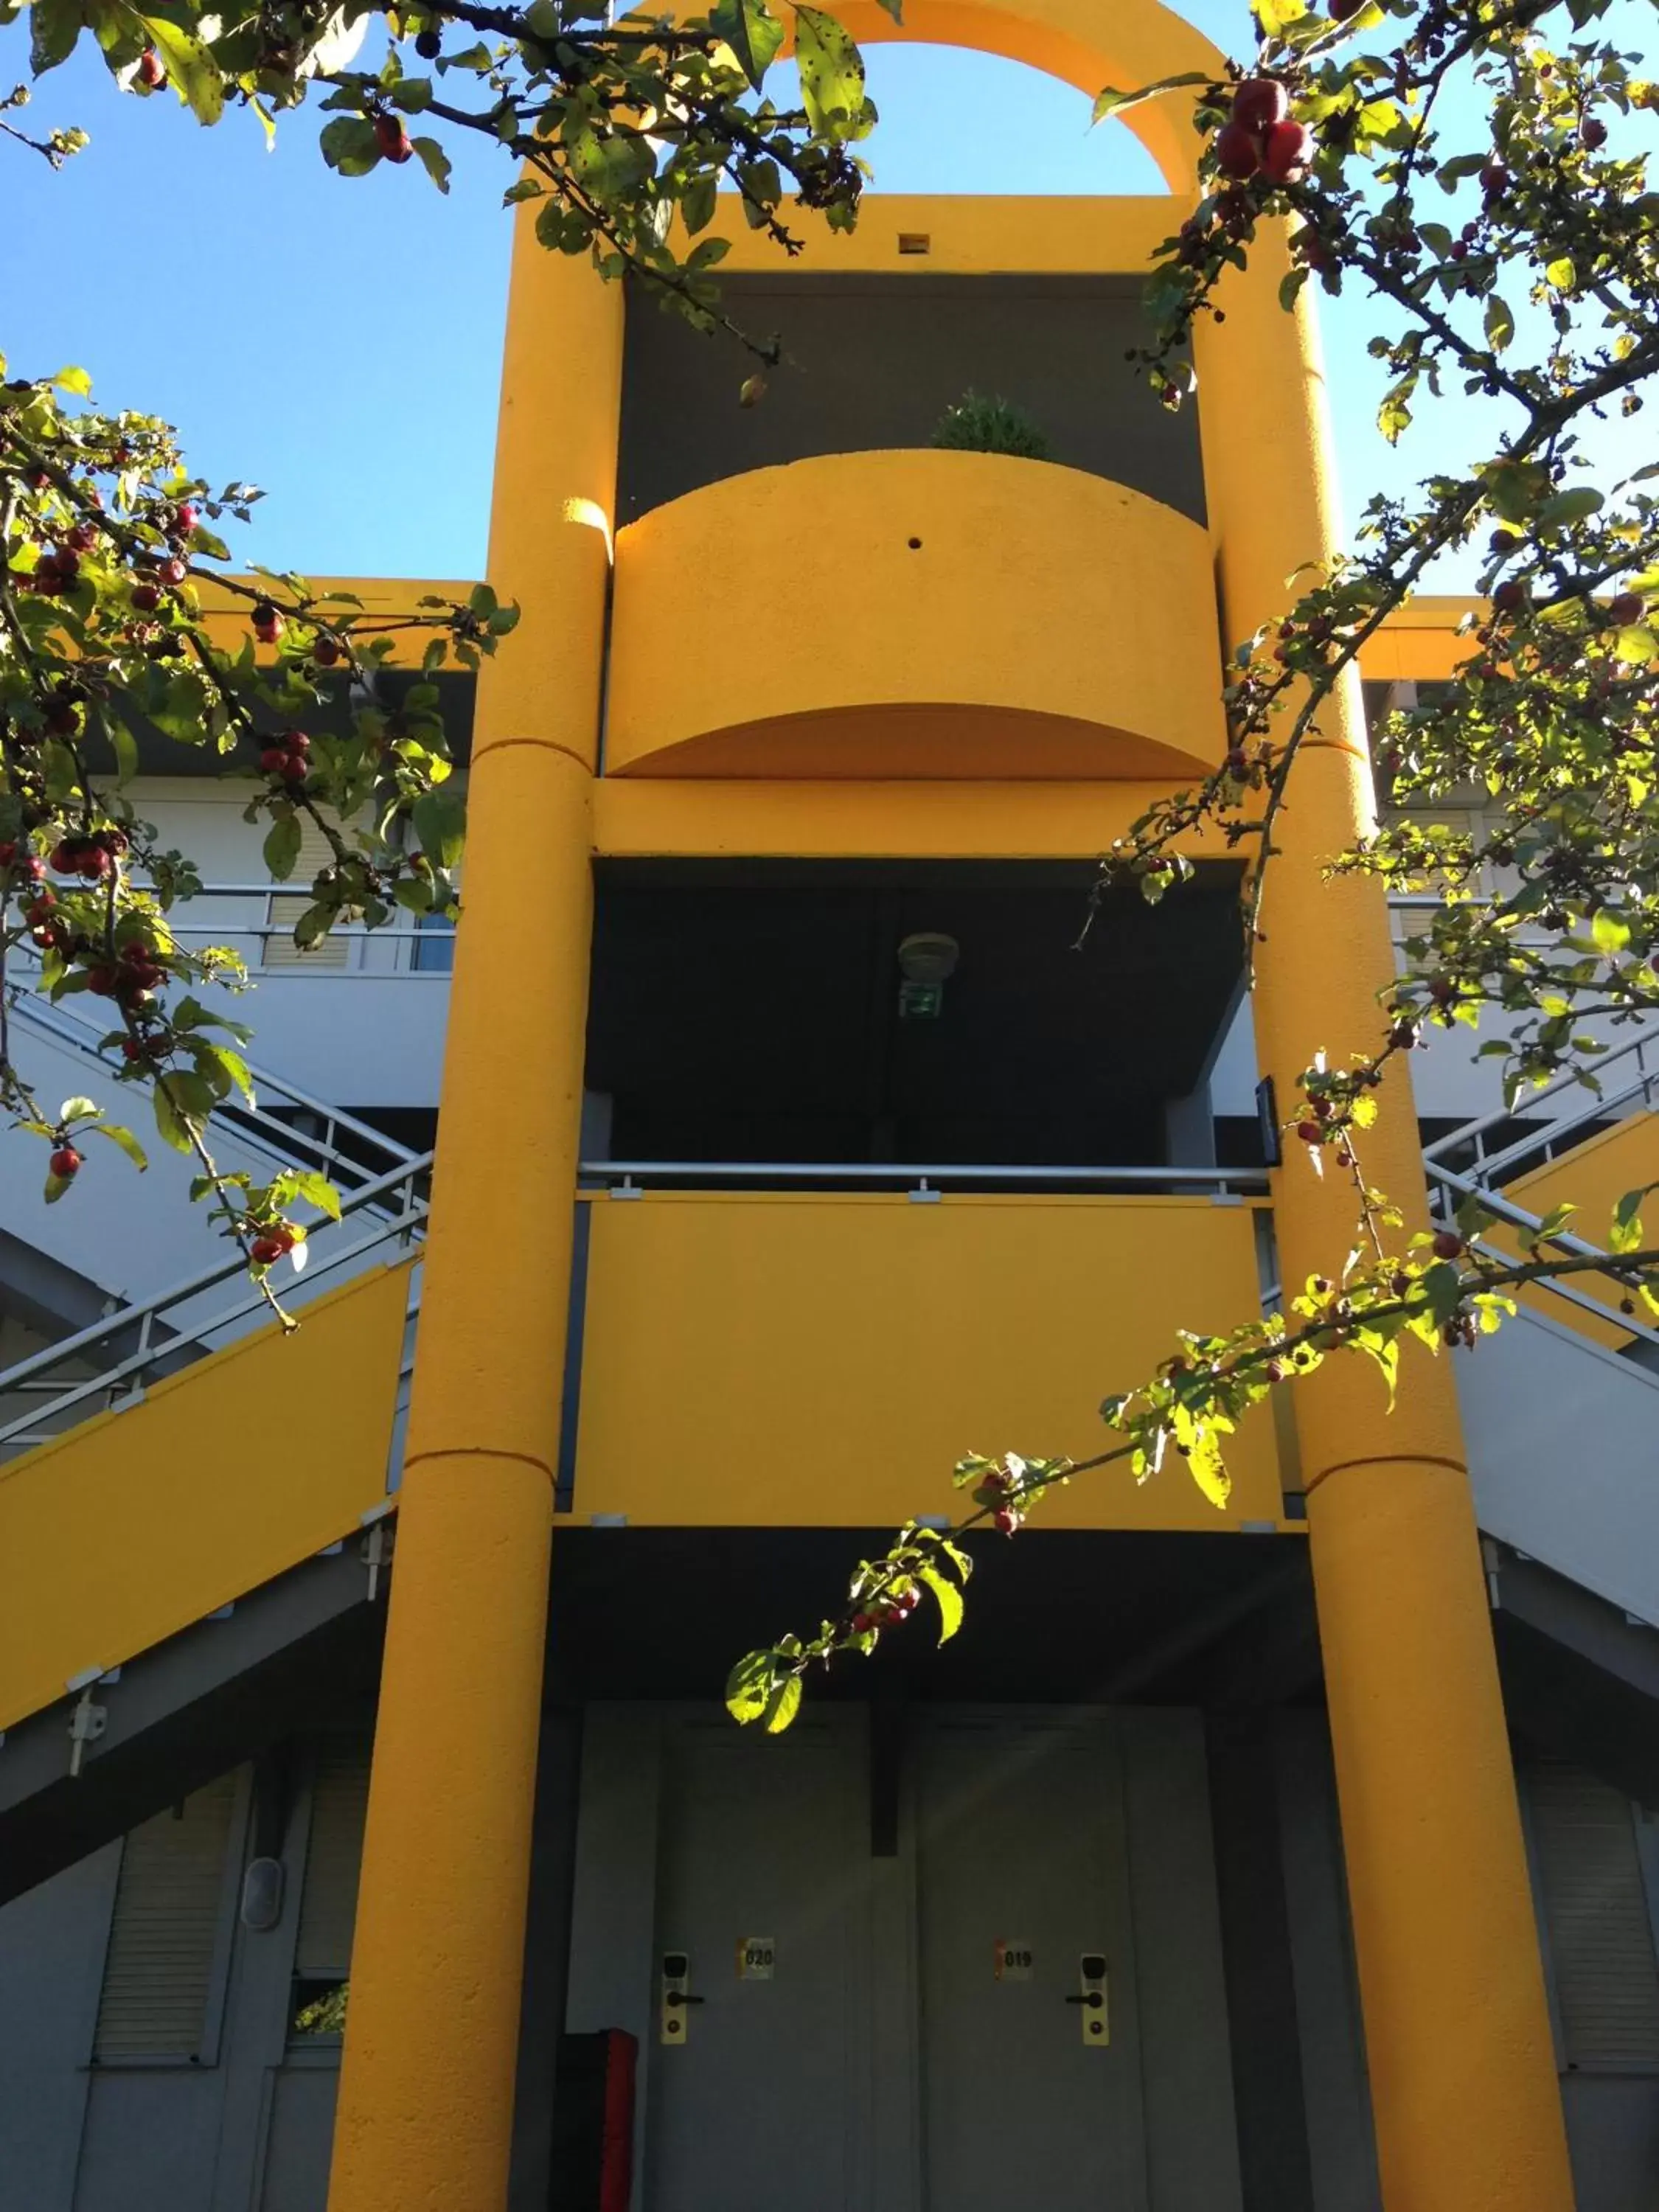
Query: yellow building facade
[[7, 4, 1659, 2211], [336, 0, 1571, 2199]]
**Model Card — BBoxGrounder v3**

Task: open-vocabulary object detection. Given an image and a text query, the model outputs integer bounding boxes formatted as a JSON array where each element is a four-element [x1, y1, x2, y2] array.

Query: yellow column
[[327, 228, 623, 2212], [1193, 243, 1573, 2212]]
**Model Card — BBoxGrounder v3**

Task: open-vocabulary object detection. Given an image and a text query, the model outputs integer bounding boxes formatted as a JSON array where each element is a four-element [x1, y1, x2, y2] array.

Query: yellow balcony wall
[[605, 451, 1225, 780], [571, 1192, 1286, 1530], [0, 1262, 411, 1734]]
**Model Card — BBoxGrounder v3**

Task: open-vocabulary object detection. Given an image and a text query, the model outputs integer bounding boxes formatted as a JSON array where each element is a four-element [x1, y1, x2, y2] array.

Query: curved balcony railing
[[605, 449, 1227, 780]]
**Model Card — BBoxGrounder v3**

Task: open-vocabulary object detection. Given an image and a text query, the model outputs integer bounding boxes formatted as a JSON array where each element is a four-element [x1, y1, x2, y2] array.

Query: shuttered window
[[296, 1737, 372, 1977], [1528, 1757, 1659, 2069], [290, 1736, 372, 2039], [93, 1773, 239, 2062], [265, 815, 349, 970]]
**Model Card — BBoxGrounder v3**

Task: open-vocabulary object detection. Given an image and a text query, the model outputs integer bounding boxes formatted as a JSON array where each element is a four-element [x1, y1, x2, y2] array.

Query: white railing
[[1423, 1026, 1659, 1186], [127, 881, 454, 977], [4, 981, 419, 1192], [580, 1160, 1270, 1197], [0, 1151, 431, 1453], [1425, 1158, 1659, 1352]]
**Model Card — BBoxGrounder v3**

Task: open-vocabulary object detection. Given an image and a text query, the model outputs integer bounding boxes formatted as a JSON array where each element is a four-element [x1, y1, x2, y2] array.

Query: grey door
[[645, 1712, 874, 2212], [914, 1712, 1148, 2212]]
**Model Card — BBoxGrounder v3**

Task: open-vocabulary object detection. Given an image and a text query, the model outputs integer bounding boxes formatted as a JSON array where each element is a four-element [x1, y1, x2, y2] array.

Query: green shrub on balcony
[[930, 391, 1051, 462]]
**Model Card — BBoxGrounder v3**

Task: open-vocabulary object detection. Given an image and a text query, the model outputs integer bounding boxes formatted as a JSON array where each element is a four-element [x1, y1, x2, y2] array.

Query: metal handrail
[[1424, 1026, 1659, 1183], [1425, 1158, 1659, 1350], [0, 1150, 433, 1450], [581, 1160, 1270, 1192], [124, 880, 455, 950], [4, 981, 420, 1189]]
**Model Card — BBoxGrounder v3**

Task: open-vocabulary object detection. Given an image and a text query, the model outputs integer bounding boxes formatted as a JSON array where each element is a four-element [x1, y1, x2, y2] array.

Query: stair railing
[[1425, 1158, 1659, 1353], [1422, 1026, 1659, 1187], [4, 978, 419, 1195], [0, 1150, 432, 1453]]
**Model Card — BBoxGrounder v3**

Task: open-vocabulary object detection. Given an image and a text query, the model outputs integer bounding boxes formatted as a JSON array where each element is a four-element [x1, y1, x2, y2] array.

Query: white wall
[[128, 780, 451, 1110]]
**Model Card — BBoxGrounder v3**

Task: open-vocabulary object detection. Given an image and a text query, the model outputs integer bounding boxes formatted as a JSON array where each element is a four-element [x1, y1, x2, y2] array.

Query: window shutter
[[1528, 1756, 1659, 2068], [93, 1773, 239, 2061], [295, 1736, 372, 1978], [265, 814, 349, 970]]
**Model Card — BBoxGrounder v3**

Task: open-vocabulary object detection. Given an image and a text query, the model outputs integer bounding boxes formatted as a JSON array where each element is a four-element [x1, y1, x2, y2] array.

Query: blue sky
[[0, 4, 1632, 582]]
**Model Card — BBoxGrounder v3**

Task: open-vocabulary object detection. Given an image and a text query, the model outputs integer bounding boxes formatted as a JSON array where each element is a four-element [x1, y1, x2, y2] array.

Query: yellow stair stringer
[[1490, 1110, 1659, 1352], [0, 1258, 414, 1736]]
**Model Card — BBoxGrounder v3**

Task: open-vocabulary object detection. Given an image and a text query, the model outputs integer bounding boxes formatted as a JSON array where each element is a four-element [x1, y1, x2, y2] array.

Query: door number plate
[[737, 1937, 775, 1980], [994, 1939, 1034, 1982]]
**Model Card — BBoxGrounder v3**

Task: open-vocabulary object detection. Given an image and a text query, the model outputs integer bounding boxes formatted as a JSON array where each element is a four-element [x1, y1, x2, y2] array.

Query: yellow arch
[[831, 0, 1225, 194]]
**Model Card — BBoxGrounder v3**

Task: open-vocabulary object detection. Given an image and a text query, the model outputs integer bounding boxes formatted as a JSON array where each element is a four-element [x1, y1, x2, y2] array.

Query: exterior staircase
[[0, 1020, 428, 1897], [1420, 1046, 1659, 1800], [4, 998, 1659, 1895]]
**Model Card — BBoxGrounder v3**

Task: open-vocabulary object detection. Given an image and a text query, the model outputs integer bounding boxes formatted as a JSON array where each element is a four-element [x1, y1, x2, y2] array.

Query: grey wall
[[1457, 1303, 1659, 1628], [1270, 1712, 1381, 2212], [619, 274, 1206, 526], [0, 1750, 352, 2212], [564, 1702, 1242, 2212], [0, 1846, 118, 2212], [1121, 1710, 1244, 2212]]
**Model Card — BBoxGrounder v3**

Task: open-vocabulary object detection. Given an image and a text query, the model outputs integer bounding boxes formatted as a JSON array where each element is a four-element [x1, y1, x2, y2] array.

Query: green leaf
[[1614, 625, 1658, 665], [411, 786, 466, 869], [1610, 1187, 1657, 1256], [709, 0, 784, 89], [1483, 294, 1514, 352], [319, 115, 383, 178], [263, 814, 303, 882], [1355, 1329, 1400, 1410], [153, 1085, 196, 1155], [1378, 380, 1414, 444], [285, 1168, 343, 1222], [1538, 486, 1604, 528], [762, 1672, 802, 1733], [1419, 1259, 1463, 1323], [681, 173, 718, 234], [30, 0, 80, 74], [570, 124, 655, 204], [196, 1043, 256, 1102], [412, 136, 451, 194], [1186, 1426, 1231, 1511], [58, 1095, 100, 1123], [917, 1562, 964, 1644], [725, 1651, 776, 1724], [794, 7, 873, 142], [86, 1121, 148, 1170], [1545, 256, 1576, 291], [142, 15, 225, 124], [50, 364, 92, 397], [1090, 69, 1208, 125], [1592, 906, 1630, 955]]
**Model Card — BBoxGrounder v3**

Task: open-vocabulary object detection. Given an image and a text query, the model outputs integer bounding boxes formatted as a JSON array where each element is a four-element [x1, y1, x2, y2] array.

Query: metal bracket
[[68, 1687, 108, 1778], [908, 1180, 942, 1205], [361, 1521, 395, 1601], [609, 1178, 644, 1200], [1481, 1536, 1503, 1610]]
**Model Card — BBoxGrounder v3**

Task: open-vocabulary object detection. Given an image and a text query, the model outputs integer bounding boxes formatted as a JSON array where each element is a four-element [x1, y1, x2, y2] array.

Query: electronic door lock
[[1072, 1952, 1109, 2046], [660, 1952, 700, 2045]]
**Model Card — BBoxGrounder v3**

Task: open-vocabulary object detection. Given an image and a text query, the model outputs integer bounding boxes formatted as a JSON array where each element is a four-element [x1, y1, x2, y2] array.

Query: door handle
[[665, 1991, 706, 2007], [1065, 1992, 1105, 2008]]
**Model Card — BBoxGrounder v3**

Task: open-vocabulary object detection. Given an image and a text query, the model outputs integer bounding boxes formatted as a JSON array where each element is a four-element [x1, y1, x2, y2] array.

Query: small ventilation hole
[[907, 538, 922, 551], [897, 232, 931, 257]]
